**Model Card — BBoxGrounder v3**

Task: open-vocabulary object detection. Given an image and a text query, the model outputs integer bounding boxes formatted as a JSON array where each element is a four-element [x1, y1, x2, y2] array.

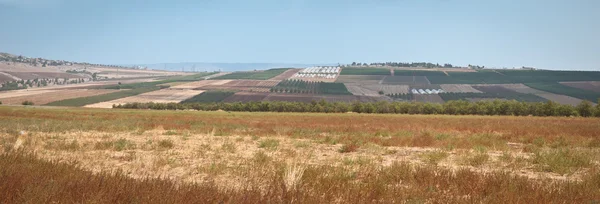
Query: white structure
[[293, 66, 341, 79]]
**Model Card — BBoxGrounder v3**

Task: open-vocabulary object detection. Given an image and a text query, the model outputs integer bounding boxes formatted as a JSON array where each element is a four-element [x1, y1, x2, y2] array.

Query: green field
[[525, 82, 600, 102], [271, 79, 352, 95], [393, 70, 447, 76], [339, 68, 391, 75], [212, 68, 290, 80], [103, 72, 217, 89], [180, 91, 236, 103], [46, 86, 162, 107]]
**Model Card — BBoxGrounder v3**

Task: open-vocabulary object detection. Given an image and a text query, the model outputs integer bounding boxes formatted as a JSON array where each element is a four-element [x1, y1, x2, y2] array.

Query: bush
[[21, 101, 34, 106], [338, 143, 359, 153]]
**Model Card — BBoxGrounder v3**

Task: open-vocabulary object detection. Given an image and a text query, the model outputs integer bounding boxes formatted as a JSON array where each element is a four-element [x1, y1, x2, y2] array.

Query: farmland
[[0, 89, 120, 105], [560, 81, 600, 93], [85, 89, 204, 108], [339, 67, 391, 75], [2, 106, 600, 203], [180, 90, 236, 103], [202, 80, 279, 92], [46, 86, 161, 107], [335, 75, 384, 84], [212, 68, 291, 80], [525, 82, 600, 102], [222, 92, 269, 102], [381, 76, 430, 85], [271, 79, 351, 95]]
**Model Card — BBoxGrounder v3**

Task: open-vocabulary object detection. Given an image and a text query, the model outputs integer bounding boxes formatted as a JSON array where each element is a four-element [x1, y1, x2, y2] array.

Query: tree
[[576, 100, 594, 117]]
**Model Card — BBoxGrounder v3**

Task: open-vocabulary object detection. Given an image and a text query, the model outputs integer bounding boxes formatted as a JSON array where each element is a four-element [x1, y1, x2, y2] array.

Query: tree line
[[349, 62, 455, 68], [113, 99, 600, 117]]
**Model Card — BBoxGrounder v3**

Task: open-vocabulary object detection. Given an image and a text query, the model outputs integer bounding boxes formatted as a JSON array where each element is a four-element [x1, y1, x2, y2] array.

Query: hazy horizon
[[1, 0, 599, 71]]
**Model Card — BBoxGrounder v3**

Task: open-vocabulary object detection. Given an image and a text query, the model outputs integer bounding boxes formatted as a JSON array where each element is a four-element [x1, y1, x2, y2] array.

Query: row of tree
[[349, 62, 455, 68], [114, 99, 600, 117]]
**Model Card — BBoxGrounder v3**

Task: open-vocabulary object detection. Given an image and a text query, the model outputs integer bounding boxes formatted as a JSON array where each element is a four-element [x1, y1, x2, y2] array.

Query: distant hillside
[[136, 62, 335, 72]]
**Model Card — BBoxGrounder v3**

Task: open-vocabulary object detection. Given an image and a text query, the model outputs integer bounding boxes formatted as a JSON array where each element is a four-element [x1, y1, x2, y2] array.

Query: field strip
[[0, 89, 121, 105], [171, 80, 233, 89], [85, 89, 204, 108], [0, 89, 59, 98]]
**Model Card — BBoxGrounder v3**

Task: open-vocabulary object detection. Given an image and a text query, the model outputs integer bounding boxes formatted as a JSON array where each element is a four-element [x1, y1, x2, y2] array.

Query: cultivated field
[[440, 84, 483, 93], [269, 69, 302, 80], [170, 80, 232, 89], [560, 81, 600, 93], [222, 92, 269, 102], [202, 80, 280, 93], [2, 107, 599, 203], [85, 89, 203, 108], [345, 84, 381, 96], [381, 76, 430, 85], [413, 94, 445, 103], [335, 75, 384, 84], [0, 89, 120, 105]]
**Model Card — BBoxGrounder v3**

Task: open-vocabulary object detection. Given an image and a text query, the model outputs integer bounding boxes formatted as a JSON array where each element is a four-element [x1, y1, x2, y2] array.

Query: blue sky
[[1, 0, 599, 70]]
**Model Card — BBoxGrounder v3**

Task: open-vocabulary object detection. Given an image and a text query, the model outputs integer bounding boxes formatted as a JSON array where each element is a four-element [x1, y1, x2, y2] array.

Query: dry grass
[[1, 106, 600, 202]]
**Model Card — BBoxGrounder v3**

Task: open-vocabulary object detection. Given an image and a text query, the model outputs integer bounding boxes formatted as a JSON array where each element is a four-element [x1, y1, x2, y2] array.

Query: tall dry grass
[[1, 152, 599, 203]]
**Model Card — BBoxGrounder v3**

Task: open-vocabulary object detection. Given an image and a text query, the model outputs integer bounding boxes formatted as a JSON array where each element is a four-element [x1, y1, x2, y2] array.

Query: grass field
[[180, 90, 236, 103], [1, 106, 600, 203], [212, 69, 291, 80], [525, 82, 600, 102]]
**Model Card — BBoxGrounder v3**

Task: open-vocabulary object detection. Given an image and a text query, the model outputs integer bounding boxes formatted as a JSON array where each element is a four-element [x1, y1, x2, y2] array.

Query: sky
[[0, 0, 599, 70]]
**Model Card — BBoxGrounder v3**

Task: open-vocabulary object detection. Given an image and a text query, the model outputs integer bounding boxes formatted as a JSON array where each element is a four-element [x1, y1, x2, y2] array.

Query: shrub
[[338, 143, 359, 153], [258, 139, 280, 150], [21, 101, 34, 106], [157, 139, 174, 149]]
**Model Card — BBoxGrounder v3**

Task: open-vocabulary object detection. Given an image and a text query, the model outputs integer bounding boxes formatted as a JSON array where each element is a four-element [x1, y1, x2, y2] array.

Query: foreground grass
[[1, 106, 598, 149], [2, 152, 599, 203]]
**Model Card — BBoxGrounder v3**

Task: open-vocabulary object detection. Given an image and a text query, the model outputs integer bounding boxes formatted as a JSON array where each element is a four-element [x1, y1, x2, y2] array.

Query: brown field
[[440, 84, 483, 93], [345, 84, 381, 96], [335, 75, 384, 84], [0, 73, 16, 83], [413, 94, 445, 103], [4, 71, 84, 80], [1, 107, 599, 203], [0, 89, 59, 98], [202, 80, 280, 92], [171, 80, 233, 89], [560, 81, 600, 93], [269, 69, 302, 80], [0, 89, 120, 105], [263, 93, 316, 102], [381, 76, 431, 85], [85, 89, 203, 108], [362, 84, 410, 95], [222, 92, 269, 102]]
